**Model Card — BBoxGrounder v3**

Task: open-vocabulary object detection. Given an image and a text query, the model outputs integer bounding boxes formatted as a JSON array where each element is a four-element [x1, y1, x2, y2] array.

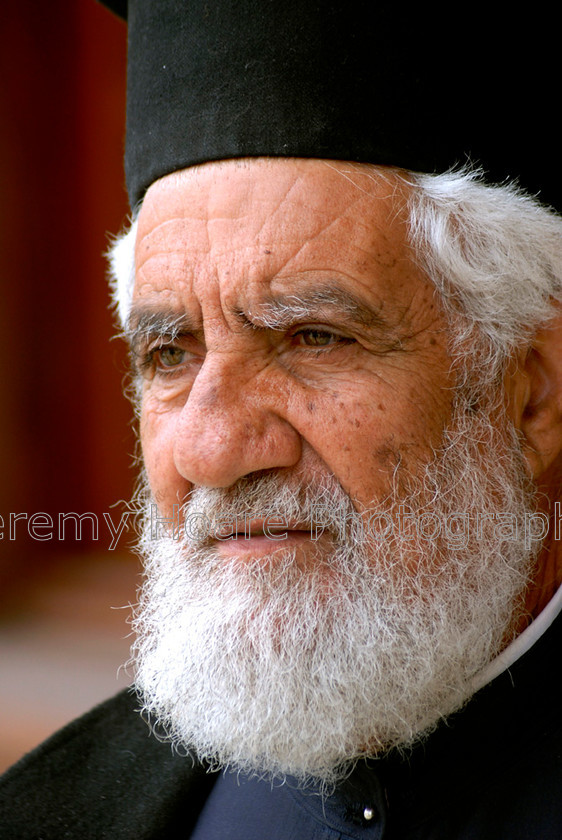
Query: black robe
[[1, 612, 562, 839]]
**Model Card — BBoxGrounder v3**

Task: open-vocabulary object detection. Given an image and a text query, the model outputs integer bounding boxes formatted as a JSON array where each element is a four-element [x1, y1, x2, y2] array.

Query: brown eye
[[298, 329, 337, 347], [157, 346, 186, 367]]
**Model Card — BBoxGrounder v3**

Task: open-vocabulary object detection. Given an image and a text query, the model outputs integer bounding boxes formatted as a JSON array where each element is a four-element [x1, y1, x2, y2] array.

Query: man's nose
[[173, 356, 302, 487]]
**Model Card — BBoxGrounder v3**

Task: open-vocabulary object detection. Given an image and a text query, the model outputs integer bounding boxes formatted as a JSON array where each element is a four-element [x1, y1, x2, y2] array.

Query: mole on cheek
[[373, 444, 400, 467]]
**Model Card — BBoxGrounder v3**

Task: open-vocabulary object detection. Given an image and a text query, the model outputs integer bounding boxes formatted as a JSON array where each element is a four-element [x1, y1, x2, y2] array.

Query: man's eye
[[155, 346, 187, 368], [293, 329, 351, 348]]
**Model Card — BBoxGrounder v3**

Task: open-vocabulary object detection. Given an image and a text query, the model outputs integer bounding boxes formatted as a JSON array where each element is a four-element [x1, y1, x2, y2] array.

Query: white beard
[[131, 398, 538, 787]]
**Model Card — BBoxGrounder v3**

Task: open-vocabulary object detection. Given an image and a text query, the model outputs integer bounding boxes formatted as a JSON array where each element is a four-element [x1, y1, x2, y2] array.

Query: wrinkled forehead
[[136, 157, 411, 239], [133, 158, 417, 304]]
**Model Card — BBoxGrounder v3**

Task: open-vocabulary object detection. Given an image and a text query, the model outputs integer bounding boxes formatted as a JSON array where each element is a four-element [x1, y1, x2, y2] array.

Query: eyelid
[[290, 323, 355, 340], [147, 335, 180, 353], [130, 332, 176, 359], [144, 331, 205, 354]]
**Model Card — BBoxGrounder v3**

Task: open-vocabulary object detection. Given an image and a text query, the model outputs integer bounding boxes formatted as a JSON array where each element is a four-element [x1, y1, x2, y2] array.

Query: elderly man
[[1, 2, 562, 837]]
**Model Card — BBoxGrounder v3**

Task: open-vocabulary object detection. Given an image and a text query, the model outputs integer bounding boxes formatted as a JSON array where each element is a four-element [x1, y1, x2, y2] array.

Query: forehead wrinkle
[[136, 212, 213, 283], [247, 173, 304, 246]]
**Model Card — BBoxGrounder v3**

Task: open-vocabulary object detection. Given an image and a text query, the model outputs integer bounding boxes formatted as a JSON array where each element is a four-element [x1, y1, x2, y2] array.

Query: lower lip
[[214, 530, 313, 556]]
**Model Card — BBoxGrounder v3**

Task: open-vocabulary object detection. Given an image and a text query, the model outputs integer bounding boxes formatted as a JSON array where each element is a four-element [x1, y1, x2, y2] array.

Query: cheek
[[140, 402, 189, 510], [296, 389, 449, 505], [346, 412, 402, 494], [293, 397, 391, 493]]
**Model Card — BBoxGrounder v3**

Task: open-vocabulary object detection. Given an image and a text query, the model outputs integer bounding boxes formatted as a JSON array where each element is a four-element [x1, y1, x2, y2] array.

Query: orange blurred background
[[0, 2, 138, 770]]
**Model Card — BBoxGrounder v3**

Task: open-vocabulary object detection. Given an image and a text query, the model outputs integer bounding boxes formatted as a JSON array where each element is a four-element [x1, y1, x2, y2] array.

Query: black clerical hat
[[106, 1, 561, 213]]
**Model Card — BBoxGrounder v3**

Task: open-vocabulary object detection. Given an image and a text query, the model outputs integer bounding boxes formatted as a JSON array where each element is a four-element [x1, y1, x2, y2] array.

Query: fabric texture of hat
[[107, 1, 561, 213]]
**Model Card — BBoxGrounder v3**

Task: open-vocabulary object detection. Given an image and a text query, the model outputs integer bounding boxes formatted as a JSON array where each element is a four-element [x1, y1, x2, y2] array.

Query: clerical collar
[[470, 582, 562, 695]]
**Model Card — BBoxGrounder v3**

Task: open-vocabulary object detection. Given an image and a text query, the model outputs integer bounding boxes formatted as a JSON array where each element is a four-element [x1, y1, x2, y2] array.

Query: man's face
[[129, 159, 535, 785], [133, 158, 455, 537]]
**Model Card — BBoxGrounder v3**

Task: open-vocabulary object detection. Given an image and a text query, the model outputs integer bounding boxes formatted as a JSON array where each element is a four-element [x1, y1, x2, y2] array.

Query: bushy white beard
[[131, 399, 538, 787]]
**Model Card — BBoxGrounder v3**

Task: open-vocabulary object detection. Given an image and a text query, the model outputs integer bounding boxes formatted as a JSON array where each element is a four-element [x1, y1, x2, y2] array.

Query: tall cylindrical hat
[[105, 1, 561, 214]]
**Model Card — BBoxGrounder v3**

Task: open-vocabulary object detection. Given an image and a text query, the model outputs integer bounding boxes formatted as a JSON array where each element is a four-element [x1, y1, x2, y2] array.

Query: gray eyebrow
[[125, 306, 198, 351], [241, 284, 389, 331], [125, 282, 394, 349]]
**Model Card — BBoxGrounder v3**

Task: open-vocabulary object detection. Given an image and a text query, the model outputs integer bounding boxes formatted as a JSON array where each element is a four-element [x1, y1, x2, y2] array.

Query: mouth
[[212, 518, 314, 556]]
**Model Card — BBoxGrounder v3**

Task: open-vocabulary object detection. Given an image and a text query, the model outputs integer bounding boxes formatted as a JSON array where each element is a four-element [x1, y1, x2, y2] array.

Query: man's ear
[[507, 305, 562, 480]]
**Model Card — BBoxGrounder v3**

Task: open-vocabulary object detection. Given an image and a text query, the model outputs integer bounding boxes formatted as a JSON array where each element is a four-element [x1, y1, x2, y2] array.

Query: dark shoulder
[[0, 689, 216, 840]]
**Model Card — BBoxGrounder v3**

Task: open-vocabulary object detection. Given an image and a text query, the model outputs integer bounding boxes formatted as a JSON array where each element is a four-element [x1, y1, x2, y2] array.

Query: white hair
[[132, 390, 537, 785], [107, 168, 562, 372], [107, 216, 138, 328], [406, 170, 562, 382]]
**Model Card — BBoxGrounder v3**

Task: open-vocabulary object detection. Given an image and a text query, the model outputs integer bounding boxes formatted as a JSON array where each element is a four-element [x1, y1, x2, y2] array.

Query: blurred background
[[0, 2, 137, 771]]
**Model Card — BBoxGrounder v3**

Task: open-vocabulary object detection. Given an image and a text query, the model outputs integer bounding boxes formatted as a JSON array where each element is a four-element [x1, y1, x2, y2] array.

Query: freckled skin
[[135, 158, 455, 523]]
